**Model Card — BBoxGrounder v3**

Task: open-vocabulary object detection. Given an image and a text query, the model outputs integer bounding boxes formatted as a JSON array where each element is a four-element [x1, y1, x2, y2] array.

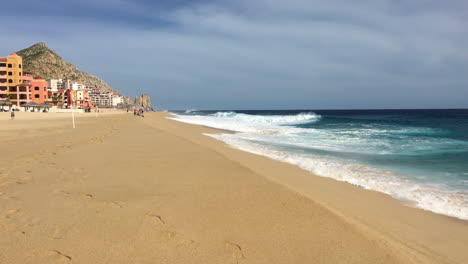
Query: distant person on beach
[[10, 109, 15, 120], [133, 109, 136, 116]]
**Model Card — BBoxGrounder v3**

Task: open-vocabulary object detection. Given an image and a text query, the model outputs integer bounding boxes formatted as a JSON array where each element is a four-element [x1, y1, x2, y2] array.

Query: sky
[[1, 0, 467, 110]]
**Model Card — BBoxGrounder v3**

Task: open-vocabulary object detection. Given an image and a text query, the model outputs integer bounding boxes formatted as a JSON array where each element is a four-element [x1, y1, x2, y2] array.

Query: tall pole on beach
[[72, 104, 75, 128], [71, 93, 76, 129]]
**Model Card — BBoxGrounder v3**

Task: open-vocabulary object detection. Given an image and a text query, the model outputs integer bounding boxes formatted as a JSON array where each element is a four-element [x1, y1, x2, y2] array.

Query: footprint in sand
[[21, 175, 34, 182], [16, 230, 26, 236], [91, 136, 104, 143], [174, 238, 198, 258], [47, 250, 72, 262], [164, 230, 177, 240], [103, 200, 122, 208], [79, 193, 94, 199], [145, 213, 165, 224], [4, 209, 21, 219], [225, 242, 245, 261], [51, 226, 69, 240]]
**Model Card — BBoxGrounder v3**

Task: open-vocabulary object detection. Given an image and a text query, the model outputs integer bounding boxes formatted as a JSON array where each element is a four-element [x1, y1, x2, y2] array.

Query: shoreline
[[168, 112, 468, 222], [1, 112, 467, 263], [160, 112, 468, 262]]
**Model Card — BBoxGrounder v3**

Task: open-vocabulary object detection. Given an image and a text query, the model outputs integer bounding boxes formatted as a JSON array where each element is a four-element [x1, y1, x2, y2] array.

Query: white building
[[59, 79, 71, 90], [76, 90, 85, 101], [47, 79, 63, 93], [71, 82, 86, 91], [89, 90, 113, 107], [112, 94, 123, 106]]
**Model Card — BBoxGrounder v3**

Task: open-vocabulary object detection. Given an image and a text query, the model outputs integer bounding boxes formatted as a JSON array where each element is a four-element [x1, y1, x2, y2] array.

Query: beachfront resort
[[0, 52, 124, 112]]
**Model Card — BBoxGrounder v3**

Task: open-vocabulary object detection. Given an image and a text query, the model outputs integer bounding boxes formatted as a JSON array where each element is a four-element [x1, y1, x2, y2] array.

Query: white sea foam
[[169, 111, 468, 220], [171, 111, 320, 134]]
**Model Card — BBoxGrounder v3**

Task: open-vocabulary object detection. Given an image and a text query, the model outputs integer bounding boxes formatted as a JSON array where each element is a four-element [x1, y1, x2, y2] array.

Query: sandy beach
[[0, 112, 467, 264]]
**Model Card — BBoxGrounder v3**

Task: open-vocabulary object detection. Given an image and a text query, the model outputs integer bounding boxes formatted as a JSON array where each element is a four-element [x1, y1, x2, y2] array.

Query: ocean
[[169, 109, 468, 220]]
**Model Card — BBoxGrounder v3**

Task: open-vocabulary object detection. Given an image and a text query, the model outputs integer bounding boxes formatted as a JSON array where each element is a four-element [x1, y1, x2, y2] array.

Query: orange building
[[0, 58, 7, 100], [75, 89, 94, 109], [13, 71, 33, 106], [30, 76, 48, 104], [0, 53, 24, 105]]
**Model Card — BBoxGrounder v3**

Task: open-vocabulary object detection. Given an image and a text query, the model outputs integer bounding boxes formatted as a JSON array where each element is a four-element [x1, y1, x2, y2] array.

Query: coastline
[[1, 112, 467, 263]]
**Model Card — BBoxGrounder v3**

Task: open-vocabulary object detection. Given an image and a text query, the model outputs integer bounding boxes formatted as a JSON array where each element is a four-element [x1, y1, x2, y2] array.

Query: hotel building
[[1, 53, 49, 106], [47, 79, 62, 93], [30, 76, 48, 104], [112, 94, 123, 106], [89, 88, 113, 107], [0, 53, 23, 104]]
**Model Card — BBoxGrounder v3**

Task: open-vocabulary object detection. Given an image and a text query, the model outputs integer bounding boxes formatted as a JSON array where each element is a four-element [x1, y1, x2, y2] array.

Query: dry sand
[[0, 112, 467, 263]]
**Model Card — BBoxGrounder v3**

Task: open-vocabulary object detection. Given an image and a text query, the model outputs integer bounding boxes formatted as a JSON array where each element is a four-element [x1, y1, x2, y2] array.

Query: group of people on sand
[[133, 108, 145, 117]]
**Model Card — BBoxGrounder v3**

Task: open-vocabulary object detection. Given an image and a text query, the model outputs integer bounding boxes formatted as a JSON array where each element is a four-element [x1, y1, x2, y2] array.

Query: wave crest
[[210, 111, 321, 125]]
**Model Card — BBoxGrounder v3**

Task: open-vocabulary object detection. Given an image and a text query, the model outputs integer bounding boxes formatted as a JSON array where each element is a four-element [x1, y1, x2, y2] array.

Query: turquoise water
[[171, 109, 468, 220]]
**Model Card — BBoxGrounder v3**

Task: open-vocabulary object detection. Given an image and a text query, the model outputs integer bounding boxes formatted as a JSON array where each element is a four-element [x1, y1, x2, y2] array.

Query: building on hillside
[[50, 89, 67, 108], [89, 89, 113, 107], [15, 71, 33, 106], [71, 82, 81, 91], [0, 59, 6, 100], [30, 76, 48, 104], [59, 79, 71, 90], [75, 89, 93, 109], [0, 53, 24, 105], [112, 94, 123, 106], [65, 89, 74, 108], [47, 79, 63, 93], [52, 79, 86, 91]]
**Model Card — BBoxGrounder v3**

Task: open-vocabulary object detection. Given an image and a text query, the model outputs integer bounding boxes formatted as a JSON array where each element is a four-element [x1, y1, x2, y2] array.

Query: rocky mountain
[[115, 95, 154, 110], [135, 94, 153, 109], [17, 42, 115, 93], [121, 96, 133, 105]]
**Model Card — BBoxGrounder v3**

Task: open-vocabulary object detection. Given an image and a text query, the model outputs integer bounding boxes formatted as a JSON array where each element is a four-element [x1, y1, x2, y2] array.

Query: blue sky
[[1, 0, 467, 109]]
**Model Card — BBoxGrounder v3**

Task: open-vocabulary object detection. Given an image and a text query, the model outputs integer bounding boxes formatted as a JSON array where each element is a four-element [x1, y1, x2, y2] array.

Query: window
[[7, 64, 12, 68], [8, 79, 12, 83], [35, 87, 39, 91], [19, 72, 22, 76], [8, 72, 12, 76], [35, 94, 39, 98], [0, 63, 6, 67], [19, 64, 21, 68]]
